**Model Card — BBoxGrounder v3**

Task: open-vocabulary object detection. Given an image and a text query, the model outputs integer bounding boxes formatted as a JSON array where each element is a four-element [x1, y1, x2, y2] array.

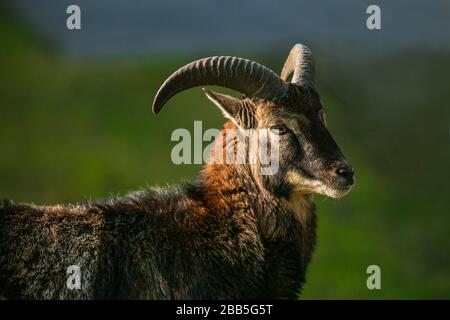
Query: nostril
[[335, 166, 354, 178]]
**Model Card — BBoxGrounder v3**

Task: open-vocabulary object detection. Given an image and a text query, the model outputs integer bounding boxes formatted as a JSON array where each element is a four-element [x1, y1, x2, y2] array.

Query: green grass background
[[0, 8, 449, 299]]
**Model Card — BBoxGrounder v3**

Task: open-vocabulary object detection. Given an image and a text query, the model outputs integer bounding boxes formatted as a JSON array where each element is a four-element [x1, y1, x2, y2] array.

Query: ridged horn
[[152, 56, 290, 114], [280, 44, 315, 88]]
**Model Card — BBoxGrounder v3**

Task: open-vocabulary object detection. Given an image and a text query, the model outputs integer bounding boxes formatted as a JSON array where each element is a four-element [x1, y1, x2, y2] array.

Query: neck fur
[[195, 122, 316, 240]]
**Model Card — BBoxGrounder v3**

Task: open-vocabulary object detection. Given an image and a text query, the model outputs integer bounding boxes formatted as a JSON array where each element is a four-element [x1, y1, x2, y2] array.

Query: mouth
[[337, 181, 355, 192], [287, 168, 355, 199], [320, 181, 354, 199], [333, 183, 354, 196], [306, 166, 355, 194], [321, 175, 355, 198]]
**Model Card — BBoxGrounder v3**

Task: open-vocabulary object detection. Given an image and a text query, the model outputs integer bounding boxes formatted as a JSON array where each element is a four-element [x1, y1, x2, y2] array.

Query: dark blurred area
[[0, 0, 449, 298]]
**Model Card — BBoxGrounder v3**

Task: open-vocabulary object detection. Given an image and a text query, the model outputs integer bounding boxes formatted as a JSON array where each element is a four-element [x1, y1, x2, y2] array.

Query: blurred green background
[[0, 2, 449, 299]]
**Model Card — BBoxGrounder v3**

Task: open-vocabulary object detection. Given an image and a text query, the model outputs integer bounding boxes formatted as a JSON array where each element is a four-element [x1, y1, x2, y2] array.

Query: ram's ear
[[202, 88, 255, 129]]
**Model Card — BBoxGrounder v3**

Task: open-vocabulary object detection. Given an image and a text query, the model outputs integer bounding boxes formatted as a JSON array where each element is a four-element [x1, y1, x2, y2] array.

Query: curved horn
[[280, 44, 315, 88], [152, 56, 289, 114]]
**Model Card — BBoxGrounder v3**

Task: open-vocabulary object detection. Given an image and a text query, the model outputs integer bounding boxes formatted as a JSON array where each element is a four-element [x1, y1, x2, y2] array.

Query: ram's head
[[152, 44, 354, 199]]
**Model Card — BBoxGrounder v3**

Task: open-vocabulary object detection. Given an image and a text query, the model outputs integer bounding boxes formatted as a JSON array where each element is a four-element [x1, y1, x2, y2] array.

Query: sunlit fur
[[0, 84, 353, 299]]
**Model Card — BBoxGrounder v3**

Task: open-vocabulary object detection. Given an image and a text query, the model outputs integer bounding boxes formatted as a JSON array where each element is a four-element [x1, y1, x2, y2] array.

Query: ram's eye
[[318, 109, 327, 126], [270, 124, 289, 135]]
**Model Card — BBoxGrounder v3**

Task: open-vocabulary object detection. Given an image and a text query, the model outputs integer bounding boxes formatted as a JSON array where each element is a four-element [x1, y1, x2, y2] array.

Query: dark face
[[256, 85, 355, 198]]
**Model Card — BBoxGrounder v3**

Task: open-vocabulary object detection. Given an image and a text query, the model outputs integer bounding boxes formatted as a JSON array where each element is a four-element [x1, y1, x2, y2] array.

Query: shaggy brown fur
[[0, 80, 353, 300], [0, 122, 315, 299]]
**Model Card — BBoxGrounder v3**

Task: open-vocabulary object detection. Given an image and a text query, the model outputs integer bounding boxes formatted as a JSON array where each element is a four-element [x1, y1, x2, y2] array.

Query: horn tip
[[152, 101, 161, 114]]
